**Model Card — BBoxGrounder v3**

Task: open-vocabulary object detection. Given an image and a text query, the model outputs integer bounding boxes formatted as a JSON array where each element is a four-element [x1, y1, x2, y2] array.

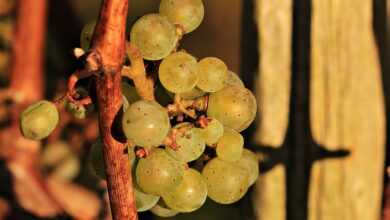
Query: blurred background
[[0, 0, 389, 220]]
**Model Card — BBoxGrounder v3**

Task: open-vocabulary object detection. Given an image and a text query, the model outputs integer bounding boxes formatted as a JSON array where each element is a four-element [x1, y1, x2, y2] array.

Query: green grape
[[122, 100, 170, 147], [135, 187, 160, 212], [197, 57, 228, 92], [162, 168, 207, 212], [121, 82, 141, 105], [165, 123, 205, 162], [207, 85, 257, 132], [179, 87, 205, 100], [136, 149, 184, 195], [41, 141, 80, 181], [202, 158, 249, 204], [130, 14, 177, 60], [150, 200, 179, 218], [88, 140, 106, 179], [65, 101, 87, 119], [224, 70, 244, 87], [234, 149, 259, 186], [199, 118, 224, 146], [159, 0, 204, 34], [159, 51, 199, 93], [80, 21, 96, 51], [216, 127, 244, 162], [20, 100, 59, 140]]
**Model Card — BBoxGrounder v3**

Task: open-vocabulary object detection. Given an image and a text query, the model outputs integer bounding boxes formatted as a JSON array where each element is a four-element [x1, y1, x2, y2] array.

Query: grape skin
[[150, 200, 179, 217], [159, 0, 204, 34], [234, 149, 259, 186], [199, 118, 224, 146], [224, 70, 244, 87], [216, 127, 244, 162], [197, 57, 228, 92], [122, 100, 170, 147], [130, 14, 177, 60], [135, 187, 160, 212], [207, 85, 257, 132], [202, 158, 249, 204], [135, 149, 184, 195], [159, 51, 199, 93], [20, 100, 59, 140], [162, 168, 207, 212], [179, 87, 205, 99]]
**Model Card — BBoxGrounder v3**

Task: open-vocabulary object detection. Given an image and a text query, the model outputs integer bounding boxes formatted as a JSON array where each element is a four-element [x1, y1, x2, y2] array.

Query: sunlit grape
[[216, 127, 243, 162], [122, 100, 170, 147], [207, 85, 257, 132], [159, 0, 204, 34], [166, 123, 205, 162], [135, 187, 160, 212], [234, 149, 259, 186], [20, 100, 59, 140], [199, 118, 224, 146], [224, 70, 244, 87], [202, 158, 249, 204], [159, 51, 198, 93], [130, 14, 177, 60], [197, 57, 228, 92], [136, 149, 184, 195], [162, 168, 207, 212], [80, 21, 96, 50]]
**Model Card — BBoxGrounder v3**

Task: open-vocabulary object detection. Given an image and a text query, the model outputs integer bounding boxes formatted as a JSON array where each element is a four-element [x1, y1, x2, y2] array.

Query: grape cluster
[[20, 0, 259, 217]]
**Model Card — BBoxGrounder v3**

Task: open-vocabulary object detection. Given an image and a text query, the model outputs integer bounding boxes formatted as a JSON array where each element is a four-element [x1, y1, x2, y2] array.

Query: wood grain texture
[[309, 1, 385, 220], [252, 0, 292, 219]]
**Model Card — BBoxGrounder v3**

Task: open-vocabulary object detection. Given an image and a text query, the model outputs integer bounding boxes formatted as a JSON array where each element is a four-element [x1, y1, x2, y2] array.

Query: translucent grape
[[122, 100, 170, 147], [88, 140, 106, 179], [135, 187, 160, 212], [207, 85, 257, 132], [165, 123, 205, 162], [20, 100, 59, 140], [234, 149, 259, 186], [159, 51, 198, 93], [136, 149, 184, 195], [162, 168, 207, 212], [150, 201, 179, 217], [130, 14, 177, 60], [65, 101, 87, 119], [159, 0, 204, 34], [80, 21, 96, 50], [199, 118, 224, 146], [179, 87, 205, 100], [224, 70, 244, 87], [41, 141, 80, 181], [121, 82, 140, 105], [197, 57, 228, 92], [216, 127, 244, 162], [202, 158, 249, 204]]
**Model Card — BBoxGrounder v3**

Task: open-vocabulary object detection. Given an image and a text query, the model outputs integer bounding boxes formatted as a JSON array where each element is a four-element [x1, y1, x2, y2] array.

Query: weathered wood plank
[[253, 0, 292, 219], [309, 1, 385, 220]]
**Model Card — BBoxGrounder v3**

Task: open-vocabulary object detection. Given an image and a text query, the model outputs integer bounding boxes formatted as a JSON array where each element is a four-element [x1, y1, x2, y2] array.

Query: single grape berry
[[135, 187, 160, 212], [224, 70, 245, 87], [65, 101, 87, 119], [207, 85, 257, 132], [197, 57, 228, 92], [159, 0, 204, 34], [20, 100, 59, 140], [199, 118, 224, 146], [234, 149, 259, 186], [130, 14, 177, 60], [150, 200, 179, 218], [216, 127, 244, 162]]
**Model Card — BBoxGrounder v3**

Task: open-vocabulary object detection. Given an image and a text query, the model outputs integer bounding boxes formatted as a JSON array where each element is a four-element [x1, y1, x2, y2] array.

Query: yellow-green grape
[[65, 101, 87, 119], [216, 127, 243, 162], [197, 57, 228, 92], [179, 87, 205, 100], [207, 85, 257, 132], [202, 158, 249, 204], [41, 141, 80, 181], [165, 123, 205, 162], [162, 168, 207, 212], [80, 21, 96, 51], [159, 0, 204, 34], [159, 51, 199, 93], [20, 100, 59, 140], [234, 149, 259, 186], [88, 140, 106, 179], [121, 82, 141, 105], [122, 100, 170, 147], [135, 187, 160, 212], [150, 200, 179, 218], [130, 14, 177, 60], [224, 70, 244, 87], [136, 149, 184, 195], [199, 118, 224, 146]]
